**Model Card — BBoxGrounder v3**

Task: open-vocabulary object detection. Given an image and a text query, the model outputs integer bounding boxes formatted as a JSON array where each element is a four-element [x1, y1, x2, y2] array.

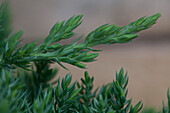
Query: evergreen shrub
[[0, 1, 163, 113]]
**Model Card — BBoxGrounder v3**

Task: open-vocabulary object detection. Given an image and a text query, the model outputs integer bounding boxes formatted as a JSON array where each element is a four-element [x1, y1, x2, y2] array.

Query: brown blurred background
[[8, 0, 170, 110]]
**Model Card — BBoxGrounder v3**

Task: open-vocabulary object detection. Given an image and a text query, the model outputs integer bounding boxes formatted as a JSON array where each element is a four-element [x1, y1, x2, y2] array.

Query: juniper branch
[[0, 13, 161, 71]]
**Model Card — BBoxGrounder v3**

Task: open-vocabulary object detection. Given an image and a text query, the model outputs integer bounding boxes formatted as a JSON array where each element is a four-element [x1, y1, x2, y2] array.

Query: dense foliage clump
[[0, 1, 162, 113]]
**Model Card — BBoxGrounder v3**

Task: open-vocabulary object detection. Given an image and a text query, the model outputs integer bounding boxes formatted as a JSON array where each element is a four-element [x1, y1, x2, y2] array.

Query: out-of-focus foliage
[[0, 1, 11, 53], [162, 89, 170, 113], [141, 107, 158, 113], [0, 1, 161, 113]]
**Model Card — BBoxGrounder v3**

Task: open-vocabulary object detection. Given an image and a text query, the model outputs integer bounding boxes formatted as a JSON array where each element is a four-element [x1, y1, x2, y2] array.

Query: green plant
[[0, 1, 161, 113], [162, 89, 170, 113]]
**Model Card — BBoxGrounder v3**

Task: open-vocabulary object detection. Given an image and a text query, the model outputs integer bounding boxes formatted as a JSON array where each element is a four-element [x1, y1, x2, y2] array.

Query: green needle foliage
[[0, 1, 11, 53], [0, 1, 162, 113], [0, 5, 161, 71]]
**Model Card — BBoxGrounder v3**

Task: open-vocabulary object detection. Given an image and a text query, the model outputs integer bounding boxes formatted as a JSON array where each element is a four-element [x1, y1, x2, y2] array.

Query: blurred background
[[8, 0, 170, 110]]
